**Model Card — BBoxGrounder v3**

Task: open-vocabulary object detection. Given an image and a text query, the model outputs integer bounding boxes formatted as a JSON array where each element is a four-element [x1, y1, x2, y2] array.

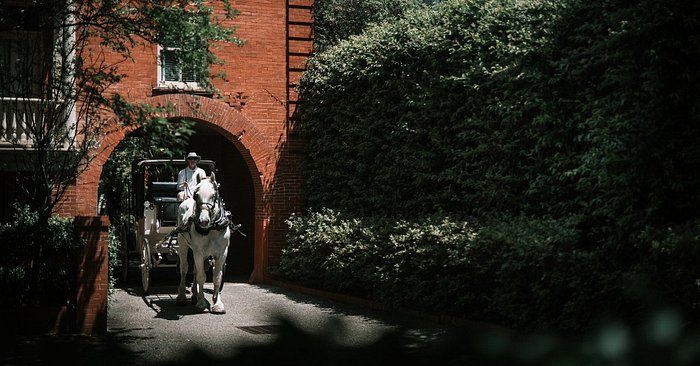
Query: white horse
[[175, 172, 230, 314]]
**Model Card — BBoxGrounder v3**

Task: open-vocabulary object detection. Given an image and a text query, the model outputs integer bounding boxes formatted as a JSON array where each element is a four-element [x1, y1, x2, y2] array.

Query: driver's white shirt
[[177, 166, 206, 199]]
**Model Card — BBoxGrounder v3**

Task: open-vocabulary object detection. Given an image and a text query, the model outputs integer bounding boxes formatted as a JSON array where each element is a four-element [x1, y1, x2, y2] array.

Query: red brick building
[[2, 0, 313, 284]]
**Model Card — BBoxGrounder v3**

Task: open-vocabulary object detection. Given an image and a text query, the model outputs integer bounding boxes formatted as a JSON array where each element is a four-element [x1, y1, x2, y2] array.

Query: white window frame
[[156, 45, 204, 91]]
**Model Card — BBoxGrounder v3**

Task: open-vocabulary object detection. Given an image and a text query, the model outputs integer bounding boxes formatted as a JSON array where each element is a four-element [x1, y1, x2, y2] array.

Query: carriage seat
[[148, 181, 180, 230], [154, 197, 179, 228], [150, 181, 178, 197]]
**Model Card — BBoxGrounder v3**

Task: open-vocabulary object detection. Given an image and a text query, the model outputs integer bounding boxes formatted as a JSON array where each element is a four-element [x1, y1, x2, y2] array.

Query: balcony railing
[[0, 97, 76, 148]]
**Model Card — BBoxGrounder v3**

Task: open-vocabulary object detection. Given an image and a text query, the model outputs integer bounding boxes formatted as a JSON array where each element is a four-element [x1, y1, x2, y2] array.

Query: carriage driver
[[177, 152, 207, 201]]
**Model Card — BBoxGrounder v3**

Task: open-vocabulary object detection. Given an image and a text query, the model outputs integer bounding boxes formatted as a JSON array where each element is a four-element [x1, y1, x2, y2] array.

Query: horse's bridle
[[193, 180, 226, 233]]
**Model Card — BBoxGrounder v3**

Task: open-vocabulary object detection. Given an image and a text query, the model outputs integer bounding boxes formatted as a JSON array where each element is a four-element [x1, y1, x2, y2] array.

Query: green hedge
[[300, 0, 700, 229], [0, 205, 82, 308], [282, 0, 700, 331]]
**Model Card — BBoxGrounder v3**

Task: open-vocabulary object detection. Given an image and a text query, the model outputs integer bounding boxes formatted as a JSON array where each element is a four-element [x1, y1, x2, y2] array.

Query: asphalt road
[[5, 271, 478, 365], [108, 276, 457, 365], [9, 273, 700, 366], [8, 270, 700, 366]]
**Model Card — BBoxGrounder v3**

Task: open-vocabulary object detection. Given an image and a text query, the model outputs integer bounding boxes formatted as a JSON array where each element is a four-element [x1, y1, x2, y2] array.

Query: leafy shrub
[[470, 216, 619, 330], [0, 205, 82, 308], [276, 209, 700, 331], [272, 208, 376, 295], [276, 211, 580, 330], [108, 223, 122, 304]]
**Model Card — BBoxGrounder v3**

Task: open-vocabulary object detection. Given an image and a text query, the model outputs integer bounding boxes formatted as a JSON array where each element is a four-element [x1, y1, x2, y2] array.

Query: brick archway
[[73, 94, 274, 283]]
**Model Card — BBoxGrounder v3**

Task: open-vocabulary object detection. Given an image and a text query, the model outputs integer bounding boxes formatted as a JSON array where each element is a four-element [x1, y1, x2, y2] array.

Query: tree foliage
[[312, 0, 429, 53], [0, 0, 241, 305], [0, 0, 242, 224]]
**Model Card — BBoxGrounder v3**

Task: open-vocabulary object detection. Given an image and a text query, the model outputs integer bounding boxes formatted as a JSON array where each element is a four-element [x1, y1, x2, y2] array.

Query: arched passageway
[[185, 122, 256, 279], [96, 94, 272, 284], [100, 120, 257, 282]]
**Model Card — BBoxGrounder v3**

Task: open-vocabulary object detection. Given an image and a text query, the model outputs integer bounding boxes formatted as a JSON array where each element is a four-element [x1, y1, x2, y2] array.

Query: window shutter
[[161, 49, 180, 82], [160, 48, 199, 83], [182, 65, 197, 83]]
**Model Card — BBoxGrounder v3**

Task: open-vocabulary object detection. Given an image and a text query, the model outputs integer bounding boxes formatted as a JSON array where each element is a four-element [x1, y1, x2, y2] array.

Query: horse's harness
[[171, 180, 238, 238], [192, 182, 230, 235]]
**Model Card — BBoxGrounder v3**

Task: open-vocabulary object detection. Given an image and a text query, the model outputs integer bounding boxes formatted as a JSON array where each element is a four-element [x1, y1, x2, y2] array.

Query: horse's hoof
[[211, 304, 226, 314], [195, 300, 208, 313], [176, 294, 189, 305]]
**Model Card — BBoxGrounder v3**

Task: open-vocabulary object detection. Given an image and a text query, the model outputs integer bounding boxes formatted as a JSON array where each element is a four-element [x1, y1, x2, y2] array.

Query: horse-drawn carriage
[[126, 158, 239, 312], [127, 158, 215, 294]]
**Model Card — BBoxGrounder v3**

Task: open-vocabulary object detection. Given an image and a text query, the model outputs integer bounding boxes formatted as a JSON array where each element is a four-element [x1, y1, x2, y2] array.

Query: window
[[157, 45, 202, 90], [0, 3, 47, 98], [154, 9, 211, 92], [1, 1, 77, 148]]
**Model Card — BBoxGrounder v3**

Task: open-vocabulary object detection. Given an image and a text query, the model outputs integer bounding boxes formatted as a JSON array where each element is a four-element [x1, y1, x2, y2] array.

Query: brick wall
[[59, 1, 313, 282], [74, 215, 111, 334]]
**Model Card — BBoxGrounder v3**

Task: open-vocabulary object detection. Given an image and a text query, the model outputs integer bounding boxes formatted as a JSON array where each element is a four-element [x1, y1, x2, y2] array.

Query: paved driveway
[[104, 274, 469, 365], [4, 273, 505, 365]]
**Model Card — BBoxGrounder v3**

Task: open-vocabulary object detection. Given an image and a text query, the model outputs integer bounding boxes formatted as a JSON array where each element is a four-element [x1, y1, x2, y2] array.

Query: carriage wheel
[[140, 239, 151, 295]]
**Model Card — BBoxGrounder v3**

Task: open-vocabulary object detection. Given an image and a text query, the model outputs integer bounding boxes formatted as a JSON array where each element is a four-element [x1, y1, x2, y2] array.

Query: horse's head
[[192, 172, 220, 229]]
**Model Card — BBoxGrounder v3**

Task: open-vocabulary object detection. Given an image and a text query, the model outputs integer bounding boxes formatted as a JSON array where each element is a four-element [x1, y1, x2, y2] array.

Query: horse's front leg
[[176, 202, 196, 305], [176, 236, 191, 305], [192, 251, 208, 313], [210, 252, 228, 314]]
